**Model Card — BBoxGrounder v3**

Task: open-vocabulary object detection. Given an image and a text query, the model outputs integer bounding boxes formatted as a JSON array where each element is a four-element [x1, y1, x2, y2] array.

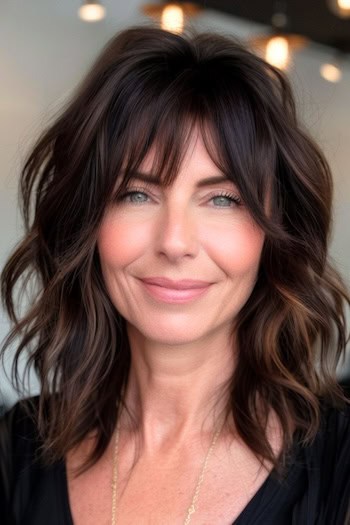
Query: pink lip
[[140, 277, 211, 290], [139, 277, 211, 304]]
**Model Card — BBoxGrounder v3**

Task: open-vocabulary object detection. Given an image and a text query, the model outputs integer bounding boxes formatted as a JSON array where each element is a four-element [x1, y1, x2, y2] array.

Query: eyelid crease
[[116, 186, 243, 208], [120, 180, 240, 195], [113, 184, 154, 199], [118, 186, 241, 197], [206, 189, 241, 201]]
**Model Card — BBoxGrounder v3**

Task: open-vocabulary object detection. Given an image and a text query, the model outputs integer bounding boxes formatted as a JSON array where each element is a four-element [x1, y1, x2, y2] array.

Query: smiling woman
[[1, 24, 350, 525]]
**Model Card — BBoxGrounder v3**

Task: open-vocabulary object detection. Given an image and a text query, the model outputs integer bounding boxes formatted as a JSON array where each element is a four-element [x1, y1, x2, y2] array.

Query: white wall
[[1, 1, 349, 406]]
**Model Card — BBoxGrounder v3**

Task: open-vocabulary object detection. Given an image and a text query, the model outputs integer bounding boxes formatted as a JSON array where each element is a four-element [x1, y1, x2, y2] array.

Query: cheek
[[97, 216, 150, 267], [204, 220, 264, 276]]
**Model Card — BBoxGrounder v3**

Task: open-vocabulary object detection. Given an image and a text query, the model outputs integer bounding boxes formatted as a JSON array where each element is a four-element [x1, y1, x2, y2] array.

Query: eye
[[210, 192, 242, 208], [123, 191, 149, 203], [116, 187, 152, 205]]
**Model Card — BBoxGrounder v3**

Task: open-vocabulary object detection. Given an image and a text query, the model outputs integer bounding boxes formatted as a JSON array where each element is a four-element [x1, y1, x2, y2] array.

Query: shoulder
[[301, 399, 350, 470], [0, 394, 41, 455], [1, 394, 40, 424], [0, 395, 42, 520], [317, 399, 350, 451], [318, 400, 350, 479], [295, 400, 350, 523]]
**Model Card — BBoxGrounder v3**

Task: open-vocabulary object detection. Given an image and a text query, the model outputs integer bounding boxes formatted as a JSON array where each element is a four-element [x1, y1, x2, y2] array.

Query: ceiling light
[[250, 33, 308, 70], [320, 54, 343, 82], [320, 62, 342, 82], [266, 36, 289, 69], [78, 1, 106, 22], [327, 0, 350, 18], [161, 5, 184, 33], [142, 3, 202, 33], [249, 2, 308, 71]]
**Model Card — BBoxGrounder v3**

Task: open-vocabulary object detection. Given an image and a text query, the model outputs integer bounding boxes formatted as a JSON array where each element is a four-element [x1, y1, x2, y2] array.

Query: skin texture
[[96, 128, 265, 453]]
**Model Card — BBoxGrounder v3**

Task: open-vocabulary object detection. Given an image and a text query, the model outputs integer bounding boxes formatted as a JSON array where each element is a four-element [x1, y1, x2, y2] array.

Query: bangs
[[105, 57, 280, 236]]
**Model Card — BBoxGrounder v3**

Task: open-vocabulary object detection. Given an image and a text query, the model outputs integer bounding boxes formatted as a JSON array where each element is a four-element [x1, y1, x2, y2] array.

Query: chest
[[66, 439, 273, 525]]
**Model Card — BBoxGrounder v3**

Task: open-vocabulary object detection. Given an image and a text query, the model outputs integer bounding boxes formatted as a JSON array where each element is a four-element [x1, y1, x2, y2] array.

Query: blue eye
[[119, 191, 149, 204], [211, 193, 241, 207]]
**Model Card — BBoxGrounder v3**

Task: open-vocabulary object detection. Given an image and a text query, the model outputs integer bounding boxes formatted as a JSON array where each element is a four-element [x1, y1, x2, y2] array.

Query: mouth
[[138, 277, 212, 304], [140, 277, 212, 290]]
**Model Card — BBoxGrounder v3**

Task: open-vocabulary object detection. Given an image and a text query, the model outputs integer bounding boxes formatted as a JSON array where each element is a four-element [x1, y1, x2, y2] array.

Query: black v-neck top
[[1, 396, 350, 525]]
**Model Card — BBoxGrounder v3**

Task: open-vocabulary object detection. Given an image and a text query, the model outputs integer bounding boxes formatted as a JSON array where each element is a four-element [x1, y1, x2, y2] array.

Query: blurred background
[[1, 0, 350, 412]]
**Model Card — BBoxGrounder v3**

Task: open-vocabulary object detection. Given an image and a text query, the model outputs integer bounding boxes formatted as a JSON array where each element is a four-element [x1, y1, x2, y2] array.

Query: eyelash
[[115, 187, 151, 204], [116, 187, 242, 207], [210, 191, 242, 207]]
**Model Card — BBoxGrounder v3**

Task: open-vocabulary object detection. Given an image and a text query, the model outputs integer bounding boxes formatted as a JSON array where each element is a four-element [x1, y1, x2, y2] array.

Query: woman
[[0, 24, 349, 525]]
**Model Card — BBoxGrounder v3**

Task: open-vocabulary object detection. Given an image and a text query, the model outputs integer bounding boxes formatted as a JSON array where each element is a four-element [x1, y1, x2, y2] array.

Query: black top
[[1, 396, 350, 525]]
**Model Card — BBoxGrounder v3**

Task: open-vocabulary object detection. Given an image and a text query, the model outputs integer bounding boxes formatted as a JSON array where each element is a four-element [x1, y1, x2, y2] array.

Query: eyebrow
[[124, 171, 231, 188]]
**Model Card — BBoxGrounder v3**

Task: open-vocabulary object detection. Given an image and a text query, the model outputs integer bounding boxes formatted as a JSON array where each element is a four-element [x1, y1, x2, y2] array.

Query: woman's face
[[97, 131, 265, 347]]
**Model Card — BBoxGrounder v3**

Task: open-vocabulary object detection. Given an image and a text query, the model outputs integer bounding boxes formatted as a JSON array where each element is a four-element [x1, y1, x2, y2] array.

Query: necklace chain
[[111, 416, 225, 525]]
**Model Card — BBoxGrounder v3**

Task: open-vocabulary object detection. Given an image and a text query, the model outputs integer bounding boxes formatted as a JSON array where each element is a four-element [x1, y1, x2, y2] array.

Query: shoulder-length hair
[[1, 24, 349, 476]]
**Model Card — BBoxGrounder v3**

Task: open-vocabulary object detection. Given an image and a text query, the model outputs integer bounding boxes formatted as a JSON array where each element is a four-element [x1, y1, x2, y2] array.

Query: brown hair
[[1, 24, 349, 476]]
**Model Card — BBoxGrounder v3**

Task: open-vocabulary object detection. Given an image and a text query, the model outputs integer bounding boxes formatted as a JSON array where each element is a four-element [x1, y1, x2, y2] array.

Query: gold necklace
[[111, 417, 225, 525]]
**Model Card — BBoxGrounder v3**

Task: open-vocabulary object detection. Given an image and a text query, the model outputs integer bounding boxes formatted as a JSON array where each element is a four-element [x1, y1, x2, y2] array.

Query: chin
[[128, 322, 209, 347]]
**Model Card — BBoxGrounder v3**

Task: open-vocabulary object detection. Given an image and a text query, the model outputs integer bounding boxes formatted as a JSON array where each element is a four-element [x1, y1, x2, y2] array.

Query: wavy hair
[[1, 24, 349, 476]]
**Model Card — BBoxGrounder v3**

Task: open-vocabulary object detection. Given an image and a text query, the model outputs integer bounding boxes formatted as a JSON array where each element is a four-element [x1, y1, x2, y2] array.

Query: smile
[[138, 278, 211, 304]]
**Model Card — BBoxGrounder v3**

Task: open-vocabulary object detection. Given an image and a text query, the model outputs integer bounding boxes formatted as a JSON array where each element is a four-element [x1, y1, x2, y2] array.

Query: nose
[[155, 204, 199, 262]]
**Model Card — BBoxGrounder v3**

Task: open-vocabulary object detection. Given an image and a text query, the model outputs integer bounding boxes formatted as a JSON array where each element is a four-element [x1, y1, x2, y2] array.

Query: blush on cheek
[[97, 220, 150, 267], [236, 229, 265, 267], [206, 222, 264, 275]]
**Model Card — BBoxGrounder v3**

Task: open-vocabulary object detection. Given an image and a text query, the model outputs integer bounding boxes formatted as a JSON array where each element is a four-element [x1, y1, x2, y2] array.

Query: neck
[[119, 323, 236, 456]]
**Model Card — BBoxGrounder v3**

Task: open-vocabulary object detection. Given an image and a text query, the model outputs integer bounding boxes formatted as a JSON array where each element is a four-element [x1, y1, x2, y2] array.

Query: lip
[[138, 277, 212, 304], [140, 277, 211, 290]]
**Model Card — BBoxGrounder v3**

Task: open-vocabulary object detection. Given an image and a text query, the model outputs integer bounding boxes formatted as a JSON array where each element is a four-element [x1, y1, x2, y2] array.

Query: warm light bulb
[[78, 2, 106, 22], [338, 0, 350, 9], [320, 63, 342, 82], [265, 36, 289, 70], [161, 4, 184, 33], [327, 0, 350, 17]]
